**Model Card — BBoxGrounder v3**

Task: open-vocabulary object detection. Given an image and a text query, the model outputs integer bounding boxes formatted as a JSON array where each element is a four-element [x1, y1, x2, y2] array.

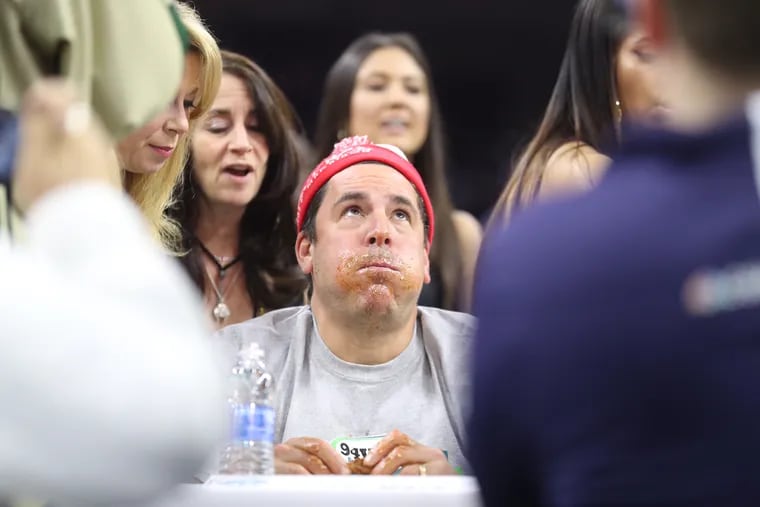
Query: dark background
[[190, 0, 576, 221]]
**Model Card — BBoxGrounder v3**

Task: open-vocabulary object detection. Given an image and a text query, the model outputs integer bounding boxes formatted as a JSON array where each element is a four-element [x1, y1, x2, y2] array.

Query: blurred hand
[[12, 79, 121, 214], [275, 436, 350, 475], [363, 429, 455, 475]]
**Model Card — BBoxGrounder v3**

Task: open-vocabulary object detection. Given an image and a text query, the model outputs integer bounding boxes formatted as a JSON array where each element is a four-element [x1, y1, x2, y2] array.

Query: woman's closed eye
[[404, 84, 423, 95], [204, 118, 230, 134], [634, 49, 655, 63], [183, 99, 198, 114], [632, 41, 657, 63], [365, 81, 387, 92]]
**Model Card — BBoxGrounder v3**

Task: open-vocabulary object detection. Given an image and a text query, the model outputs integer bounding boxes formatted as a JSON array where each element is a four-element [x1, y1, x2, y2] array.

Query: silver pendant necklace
[[197, 241, 242, 325], [198, 240, 241, 279], [204, 262, 242, 324]]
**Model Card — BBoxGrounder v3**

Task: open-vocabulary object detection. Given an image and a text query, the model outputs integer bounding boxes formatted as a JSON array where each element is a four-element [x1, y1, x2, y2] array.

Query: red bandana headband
[[296, 135, 435, 246]]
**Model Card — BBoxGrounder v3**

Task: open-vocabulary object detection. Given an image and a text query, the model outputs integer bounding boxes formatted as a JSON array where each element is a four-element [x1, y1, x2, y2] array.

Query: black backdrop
[[190, 0, 575, 221]]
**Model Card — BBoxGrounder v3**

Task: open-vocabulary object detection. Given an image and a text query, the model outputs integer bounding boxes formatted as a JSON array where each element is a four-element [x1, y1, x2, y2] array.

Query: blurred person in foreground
[[0, 81, 225, 506], [470, 0, 760, 505]]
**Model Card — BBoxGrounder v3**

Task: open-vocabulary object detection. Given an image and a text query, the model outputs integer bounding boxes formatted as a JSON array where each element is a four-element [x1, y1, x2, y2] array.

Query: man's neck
[[194, 199, 245, 256], [310, 296, 418, 365]]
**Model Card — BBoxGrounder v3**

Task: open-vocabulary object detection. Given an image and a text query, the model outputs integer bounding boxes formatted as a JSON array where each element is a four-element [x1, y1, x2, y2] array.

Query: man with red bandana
[[216, 136, 473, 476]]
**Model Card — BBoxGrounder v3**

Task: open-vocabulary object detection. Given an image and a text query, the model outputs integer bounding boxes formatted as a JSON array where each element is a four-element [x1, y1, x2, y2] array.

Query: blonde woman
[[117, 2, 222, 250]]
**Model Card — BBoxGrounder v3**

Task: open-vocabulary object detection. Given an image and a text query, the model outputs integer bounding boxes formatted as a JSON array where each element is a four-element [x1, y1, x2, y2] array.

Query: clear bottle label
[[231, 404, 274, 443]]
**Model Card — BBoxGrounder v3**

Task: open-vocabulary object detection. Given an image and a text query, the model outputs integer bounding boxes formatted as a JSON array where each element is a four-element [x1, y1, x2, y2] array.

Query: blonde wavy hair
[[123, 2, 221, 252]]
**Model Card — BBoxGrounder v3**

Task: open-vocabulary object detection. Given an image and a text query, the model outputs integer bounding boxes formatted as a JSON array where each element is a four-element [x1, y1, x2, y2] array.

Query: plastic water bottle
[[219, 341, 275, 475]]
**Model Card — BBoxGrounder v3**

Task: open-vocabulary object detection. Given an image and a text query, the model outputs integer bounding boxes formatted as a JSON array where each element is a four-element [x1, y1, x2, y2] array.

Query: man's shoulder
[[492, 123, 750, 293], [492, 191, 626, 281], [417, 306, 475, 348], [216, 306, 311, 346]]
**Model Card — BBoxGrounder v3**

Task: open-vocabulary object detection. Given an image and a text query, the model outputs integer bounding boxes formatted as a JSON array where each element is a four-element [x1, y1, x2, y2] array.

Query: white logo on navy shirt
[[683, 262, 760, 316]]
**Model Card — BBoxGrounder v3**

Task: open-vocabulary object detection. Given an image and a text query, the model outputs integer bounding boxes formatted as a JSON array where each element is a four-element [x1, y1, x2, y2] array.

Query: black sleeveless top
[[418, 264, 444, 309]]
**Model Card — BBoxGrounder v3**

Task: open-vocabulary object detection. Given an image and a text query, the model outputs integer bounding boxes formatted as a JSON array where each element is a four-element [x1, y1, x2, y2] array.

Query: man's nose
[[366, 214, 392, 246]]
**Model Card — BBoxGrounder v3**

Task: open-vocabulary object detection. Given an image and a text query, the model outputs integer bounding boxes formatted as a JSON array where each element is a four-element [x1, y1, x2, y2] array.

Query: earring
[[613, 99, 623, 140], [615, 100, 623, 124]]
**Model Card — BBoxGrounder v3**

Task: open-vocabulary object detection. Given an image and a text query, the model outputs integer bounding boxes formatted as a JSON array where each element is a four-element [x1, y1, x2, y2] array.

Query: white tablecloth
[[145, 475, 482, 507]]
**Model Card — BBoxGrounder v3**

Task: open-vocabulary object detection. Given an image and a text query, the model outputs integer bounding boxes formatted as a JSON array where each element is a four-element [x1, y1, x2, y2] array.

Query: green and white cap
[[0, 0, 188, 140]]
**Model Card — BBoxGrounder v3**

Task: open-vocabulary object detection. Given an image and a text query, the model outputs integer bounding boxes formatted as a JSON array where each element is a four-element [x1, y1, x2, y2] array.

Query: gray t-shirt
[[216, 305, 475, 473]]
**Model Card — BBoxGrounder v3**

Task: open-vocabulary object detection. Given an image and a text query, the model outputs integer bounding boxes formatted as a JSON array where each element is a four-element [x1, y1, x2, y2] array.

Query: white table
[[145, 475, 483, 507]]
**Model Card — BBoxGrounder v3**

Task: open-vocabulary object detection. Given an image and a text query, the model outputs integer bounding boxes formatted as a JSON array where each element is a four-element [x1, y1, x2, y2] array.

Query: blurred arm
[[469, 232, 542, 507], [0, 184, 225, 505]]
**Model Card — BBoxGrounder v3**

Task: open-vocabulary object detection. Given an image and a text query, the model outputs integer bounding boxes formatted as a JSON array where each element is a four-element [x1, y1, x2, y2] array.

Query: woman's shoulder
[[450, 209, 483, 312], [451, 209, 483, 243], [539, 141, 611, 198]]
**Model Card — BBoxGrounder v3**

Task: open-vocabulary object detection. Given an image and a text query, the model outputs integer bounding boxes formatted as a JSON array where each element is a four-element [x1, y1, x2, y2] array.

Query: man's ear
[[295, 231, 314, 274], [423, 243, 431, 285], [633, 0, 669, 47]]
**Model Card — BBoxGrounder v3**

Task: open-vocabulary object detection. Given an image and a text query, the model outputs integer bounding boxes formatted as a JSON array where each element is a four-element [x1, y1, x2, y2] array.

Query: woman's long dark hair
[[313, 32, 463, 311], [490, 0, 628, 225], [169, 50, 307, 314]]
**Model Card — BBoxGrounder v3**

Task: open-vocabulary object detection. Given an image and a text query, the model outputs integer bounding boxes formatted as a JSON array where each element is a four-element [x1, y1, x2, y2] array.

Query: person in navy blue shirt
[[469, 1, 760, 506]]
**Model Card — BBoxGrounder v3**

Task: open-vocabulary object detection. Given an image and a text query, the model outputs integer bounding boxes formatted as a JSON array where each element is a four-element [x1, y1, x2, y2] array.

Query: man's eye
[[394, 210, 410, 221], [343, 206, 362, 217]]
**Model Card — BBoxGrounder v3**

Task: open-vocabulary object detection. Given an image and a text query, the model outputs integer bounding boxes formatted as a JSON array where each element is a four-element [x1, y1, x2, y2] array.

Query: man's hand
[[363, 429, 455, 475], [12, 79, 121, 214], [275, 437, 350, 475]]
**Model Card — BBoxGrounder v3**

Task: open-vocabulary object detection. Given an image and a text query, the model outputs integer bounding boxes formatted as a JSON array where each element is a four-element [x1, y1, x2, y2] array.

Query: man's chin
[[355, 285, 398, 314]]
